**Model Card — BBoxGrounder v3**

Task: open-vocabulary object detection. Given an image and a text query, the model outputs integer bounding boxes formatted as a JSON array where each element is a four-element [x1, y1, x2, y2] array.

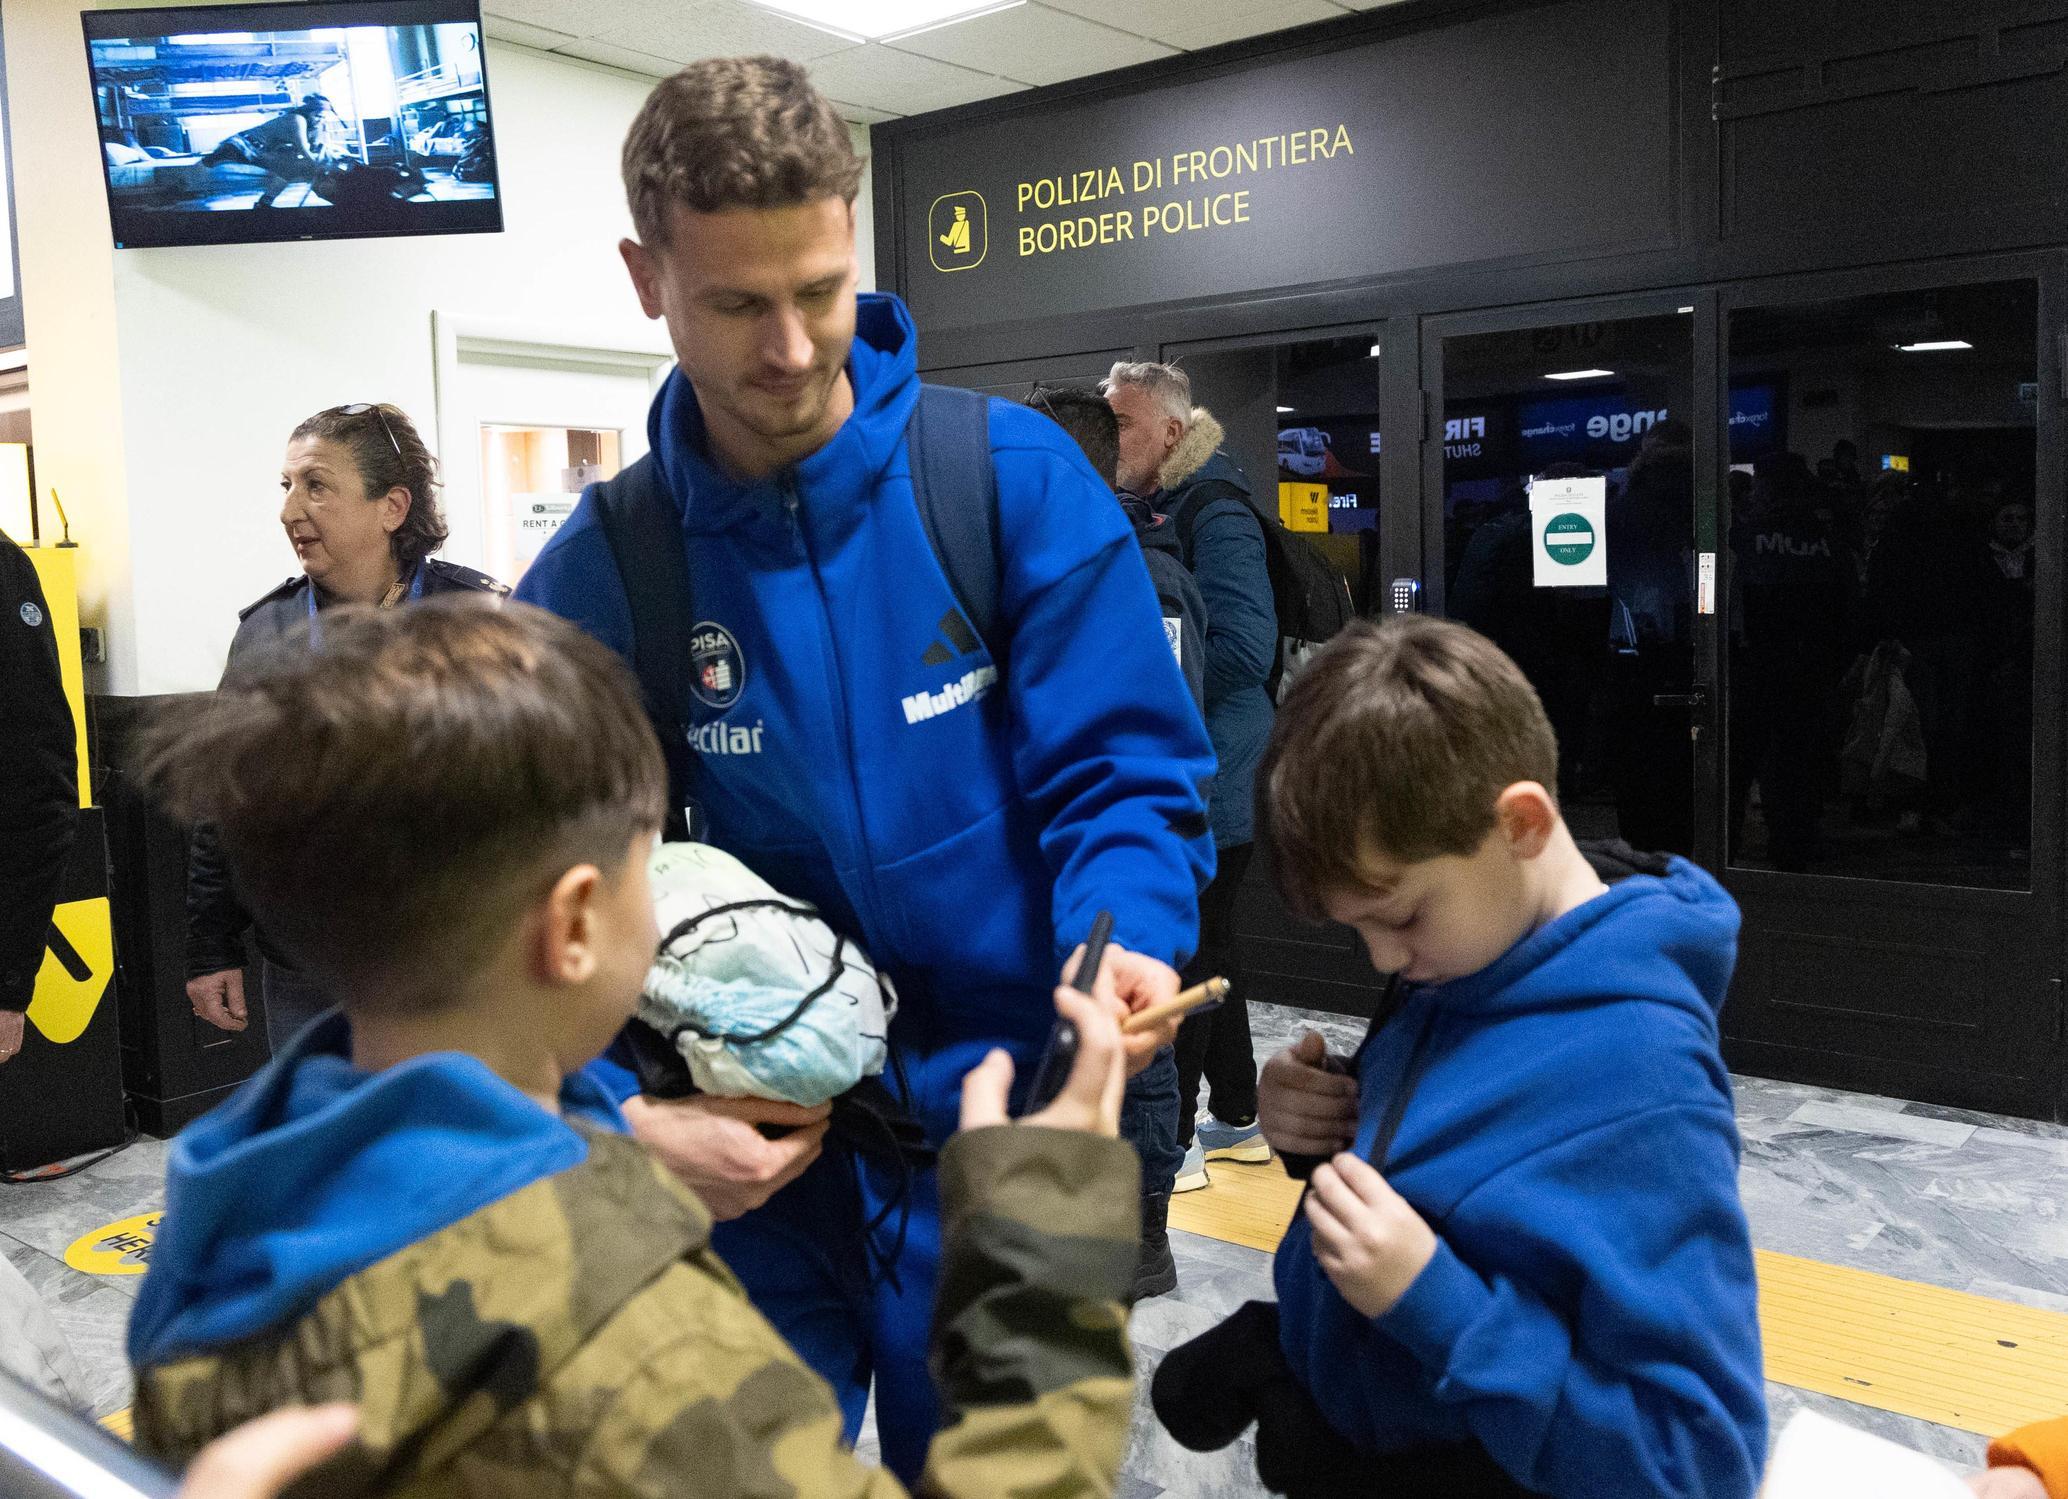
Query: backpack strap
[[1167, 475, 1252, 571], [907, 384, 1003, 659], [588, 453, 698, 833]]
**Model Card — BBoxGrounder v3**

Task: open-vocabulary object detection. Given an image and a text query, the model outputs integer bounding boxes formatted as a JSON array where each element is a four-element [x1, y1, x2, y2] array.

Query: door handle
[[1652, 691, 1710, 709]]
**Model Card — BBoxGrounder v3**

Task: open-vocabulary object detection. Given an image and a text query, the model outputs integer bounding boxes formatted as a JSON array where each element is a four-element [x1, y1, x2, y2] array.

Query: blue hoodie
[[518, 294, 1214, 1083], [129, 1015, 626, 1367], [1273, 861, 1766, 1499]]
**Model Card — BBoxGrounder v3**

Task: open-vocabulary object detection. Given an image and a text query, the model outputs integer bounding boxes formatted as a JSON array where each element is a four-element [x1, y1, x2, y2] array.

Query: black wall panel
[[1717, 6, 2068, 246], [890, 0, 1675, 335]]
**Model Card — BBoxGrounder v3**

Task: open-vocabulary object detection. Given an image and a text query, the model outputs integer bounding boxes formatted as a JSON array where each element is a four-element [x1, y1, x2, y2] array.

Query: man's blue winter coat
[[518, 293, 1216, 1078], [1150, 411, 1276, 849]]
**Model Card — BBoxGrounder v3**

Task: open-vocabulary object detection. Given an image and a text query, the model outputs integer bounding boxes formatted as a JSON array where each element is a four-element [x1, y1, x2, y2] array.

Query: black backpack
[[1170, 475, 1354, 699]]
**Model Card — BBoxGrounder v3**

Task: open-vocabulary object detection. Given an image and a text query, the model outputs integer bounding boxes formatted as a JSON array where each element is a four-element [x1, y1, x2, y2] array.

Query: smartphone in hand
[[1021, 910, 1112, 1113]]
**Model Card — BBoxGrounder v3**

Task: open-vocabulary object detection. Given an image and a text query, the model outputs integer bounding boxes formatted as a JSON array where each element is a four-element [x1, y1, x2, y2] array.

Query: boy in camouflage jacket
[[127, 598, 1141, 1497]]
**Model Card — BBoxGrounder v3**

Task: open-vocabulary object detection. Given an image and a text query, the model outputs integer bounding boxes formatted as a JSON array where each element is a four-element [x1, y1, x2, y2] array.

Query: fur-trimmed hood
[[1158, 408, 1227, 494]]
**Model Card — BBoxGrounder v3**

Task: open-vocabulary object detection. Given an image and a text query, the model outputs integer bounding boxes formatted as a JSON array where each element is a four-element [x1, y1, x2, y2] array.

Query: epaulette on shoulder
[[237, 576, 304, 622], [426, 558, 511, 596]]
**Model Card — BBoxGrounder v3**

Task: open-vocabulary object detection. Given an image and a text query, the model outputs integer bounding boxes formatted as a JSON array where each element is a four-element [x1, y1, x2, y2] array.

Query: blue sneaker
[[1174, 1138, 1209, 1193], [1197, 1116, 1271, 1165]]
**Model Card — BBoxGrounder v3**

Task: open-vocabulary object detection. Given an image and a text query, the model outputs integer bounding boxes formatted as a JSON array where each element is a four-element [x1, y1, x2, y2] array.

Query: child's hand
[[1305, 1152, 1439, 1318], [1259, 1031, 1358, 1157], [1970, 1469, 2048, 1498], [961, 986, 1125, 1137]]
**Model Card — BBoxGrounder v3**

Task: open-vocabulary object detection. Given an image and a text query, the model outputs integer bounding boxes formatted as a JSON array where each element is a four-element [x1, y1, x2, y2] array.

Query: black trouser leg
[[1177, 842, 1256, 1148]]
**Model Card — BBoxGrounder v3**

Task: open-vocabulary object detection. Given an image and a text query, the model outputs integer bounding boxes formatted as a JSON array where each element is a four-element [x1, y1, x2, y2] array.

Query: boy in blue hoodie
[[1162, 616, 1766, 1498], [124, 598, 1147, 1497]]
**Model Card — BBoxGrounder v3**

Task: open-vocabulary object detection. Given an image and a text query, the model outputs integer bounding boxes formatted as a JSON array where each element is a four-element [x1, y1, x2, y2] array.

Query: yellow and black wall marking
[[0, 546, 126, 1174]]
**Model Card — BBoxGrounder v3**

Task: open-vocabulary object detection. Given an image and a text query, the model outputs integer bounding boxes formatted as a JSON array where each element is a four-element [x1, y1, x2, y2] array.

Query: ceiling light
[[1368, 342, 1383, 358], [1545, 368, 1615, 381], [1276, 405, 1294, 413], [744, 0, 1023, 41], [1894, 340, 1972, 352], [1677, 306, 1694, 314]]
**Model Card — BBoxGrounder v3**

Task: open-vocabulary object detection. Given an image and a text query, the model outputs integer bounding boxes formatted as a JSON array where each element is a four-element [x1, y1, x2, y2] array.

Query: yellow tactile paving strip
[[100, 1407, 133, 1441], [1169, 1157, 2068, 1437]]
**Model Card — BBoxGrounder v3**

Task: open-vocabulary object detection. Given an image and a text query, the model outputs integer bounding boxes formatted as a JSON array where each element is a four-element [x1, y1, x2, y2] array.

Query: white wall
[[10, 14, 875, 696]]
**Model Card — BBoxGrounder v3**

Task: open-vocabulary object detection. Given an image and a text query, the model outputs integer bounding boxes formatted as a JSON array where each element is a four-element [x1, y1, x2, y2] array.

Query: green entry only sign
[[1530, 477, 1608, 587]]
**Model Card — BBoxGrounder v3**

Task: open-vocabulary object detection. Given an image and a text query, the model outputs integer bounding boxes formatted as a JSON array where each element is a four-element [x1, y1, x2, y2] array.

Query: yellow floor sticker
[[101, 1408, 133, 1442], [65, 1211, 160, 1276], [1168, 1156, 2068, 1436]]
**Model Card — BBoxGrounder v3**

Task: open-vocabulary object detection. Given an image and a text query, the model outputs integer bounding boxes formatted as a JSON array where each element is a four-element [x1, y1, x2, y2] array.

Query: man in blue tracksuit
[[517, 58, 1213, 1481]]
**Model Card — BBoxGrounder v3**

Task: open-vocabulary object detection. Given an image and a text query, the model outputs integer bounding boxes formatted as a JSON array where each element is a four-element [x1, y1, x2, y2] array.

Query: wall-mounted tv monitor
[[83, 0, 503, 249]]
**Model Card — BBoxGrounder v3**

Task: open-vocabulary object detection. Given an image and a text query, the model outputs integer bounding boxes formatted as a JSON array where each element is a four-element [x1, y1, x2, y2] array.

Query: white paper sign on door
[[1530, 475, 1608, 588], [513, 495, 575, 566]]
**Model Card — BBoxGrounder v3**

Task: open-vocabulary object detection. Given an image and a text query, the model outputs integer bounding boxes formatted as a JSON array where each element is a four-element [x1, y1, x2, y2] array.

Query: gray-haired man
[[1105, 361, 1278, 1187]]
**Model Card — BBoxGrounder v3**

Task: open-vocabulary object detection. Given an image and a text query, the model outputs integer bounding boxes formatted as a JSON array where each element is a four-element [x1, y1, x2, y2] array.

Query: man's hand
[[962, 986, 1124, 1137], [0, 1010, 23, 1065], [1970, 1469, 2048, 1498], [622, 1093, 831, 1221], [1062, 942, 1180, 1075], [187, 968, 248, 1032], [1305, 1151, 1438, 1319], [178, 1403, 357, 1499], [1258, 1031, 1357, 1157]]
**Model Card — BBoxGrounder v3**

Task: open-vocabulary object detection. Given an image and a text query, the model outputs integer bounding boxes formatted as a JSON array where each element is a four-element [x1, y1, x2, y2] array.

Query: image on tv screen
[[84, 1, 503, 249]]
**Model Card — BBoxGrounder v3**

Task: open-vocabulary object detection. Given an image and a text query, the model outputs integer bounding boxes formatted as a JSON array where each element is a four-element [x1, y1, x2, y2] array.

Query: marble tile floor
[[10, 1005, 2068, 1488]]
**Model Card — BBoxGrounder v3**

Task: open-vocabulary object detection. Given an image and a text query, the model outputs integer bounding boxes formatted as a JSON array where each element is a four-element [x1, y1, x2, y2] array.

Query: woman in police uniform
[[184, 402, 506, 1048]]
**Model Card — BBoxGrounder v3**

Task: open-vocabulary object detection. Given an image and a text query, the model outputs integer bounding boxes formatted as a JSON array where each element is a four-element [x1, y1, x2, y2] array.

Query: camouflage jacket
[[134, 1125, 1140, 1497]]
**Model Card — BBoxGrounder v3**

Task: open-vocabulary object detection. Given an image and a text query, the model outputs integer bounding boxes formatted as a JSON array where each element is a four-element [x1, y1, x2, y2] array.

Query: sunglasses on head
[[337, 403, 402, 461]]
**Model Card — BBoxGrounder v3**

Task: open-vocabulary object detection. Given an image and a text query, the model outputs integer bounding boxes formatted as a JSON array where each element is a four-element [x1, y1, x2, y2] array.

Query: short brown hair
[[141, 598, 667, 1013], [1258, 616, 1560, 919], [622, 56, 863, 246], [291, 403, 449, 570]]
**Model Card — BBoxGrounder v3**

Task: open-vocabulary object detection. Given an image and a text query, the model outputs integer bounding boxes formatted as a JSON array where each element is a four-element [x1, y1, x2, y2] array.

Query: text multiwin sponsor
[[903, 665, 997, 725], [904, 608, 995, 725]]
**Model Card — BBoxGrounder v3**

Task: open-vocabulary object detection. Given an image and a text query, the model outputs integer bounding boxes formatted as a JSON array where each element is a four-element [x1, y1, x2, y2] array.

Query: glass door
[[1714, 259, 2065, 1119], [1417, 295, 1717, 863]]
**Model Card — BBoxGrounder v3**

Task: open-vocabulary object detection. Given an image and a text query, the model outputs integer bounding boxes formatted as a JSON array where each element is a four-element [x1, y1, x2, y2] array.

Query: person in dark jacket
[[0, 530, 79, 1066], [1105, 361, 1277, 1188], [1026, 381, 1209, 1300], [184, 402, 505, 1050], [1028, 384, 1208, 711]]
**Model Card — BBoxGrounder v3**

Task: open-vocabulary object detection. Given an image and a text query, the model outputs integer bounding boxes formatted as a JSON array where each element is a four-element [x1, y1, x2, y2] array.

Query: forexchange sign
[[891, 0, 1670, 330]]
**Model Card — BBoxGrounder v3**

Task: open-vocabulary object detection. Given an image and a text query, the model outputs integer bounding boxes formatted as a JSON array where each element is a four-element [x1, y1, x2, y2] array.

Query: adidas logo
[[920, 608, 983, 668]]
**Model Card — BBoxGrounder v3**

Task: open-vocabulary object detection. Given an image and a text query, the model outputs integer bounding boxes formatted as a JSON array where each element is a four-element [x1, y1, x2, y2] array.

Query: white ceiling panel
[[1151, 0, 1348, 52], [593, 0, 857, 65], [482, 12, 581, 50], [489, 0, 1382, 123], [809, 43, 1028, 114], [483, 0, 607, 38], [825, 99, 905, 123], [1035, 0, 1346, 46], [549, 36, 683, 76], [892, 5, 1177, 88]]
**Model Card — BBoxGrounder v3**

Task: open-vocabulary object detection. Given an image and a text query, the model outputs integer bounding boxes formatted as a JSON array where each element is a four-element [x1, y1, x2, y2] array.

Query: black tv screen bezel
[[82, 0, 505, 250]]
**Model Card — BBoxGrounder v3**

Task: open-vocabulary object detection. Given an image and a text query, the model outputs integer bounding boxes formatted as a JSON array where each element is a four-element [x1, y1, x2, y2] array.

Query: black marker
[[1023, 910, 1112, 1113]]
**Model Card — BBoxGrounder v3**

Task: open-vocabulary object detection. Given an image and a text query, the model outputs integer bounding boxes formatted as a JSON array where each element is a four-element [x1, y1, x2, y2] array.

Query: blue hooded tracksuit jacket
[[1274, 861, 1768, 1499], [516, 291, 1215, 1478]]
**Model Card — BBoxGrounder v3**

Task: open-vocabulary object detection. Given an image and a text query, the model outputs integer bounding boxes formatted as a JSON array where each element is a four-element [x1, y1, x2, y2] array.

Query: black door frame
[[1710, 249, 2067, 1119], [1416, 286, 1727, 870]]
